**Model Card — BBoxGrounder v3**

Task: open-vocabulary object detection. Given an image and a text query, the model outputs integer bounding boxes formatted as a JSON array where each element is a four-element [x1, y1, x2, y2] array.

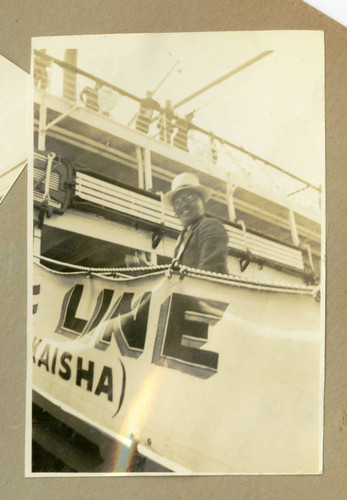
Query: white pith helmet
[[163, 172, 211, 207]]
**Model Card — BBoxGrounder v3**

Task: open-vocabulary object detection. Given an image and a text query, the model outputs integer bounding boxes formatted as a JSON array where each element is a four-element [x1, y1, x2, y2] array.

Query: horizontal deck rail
[[33, 159, 306, 272], [73, 171, 305, 272], [33, 50, 321, 204]]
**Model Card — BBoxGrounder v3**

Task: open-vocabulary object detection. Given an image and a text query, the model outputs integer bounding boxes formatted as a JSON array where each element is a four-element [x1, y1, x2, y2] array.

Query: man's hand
[[125, 251, 151, 267]]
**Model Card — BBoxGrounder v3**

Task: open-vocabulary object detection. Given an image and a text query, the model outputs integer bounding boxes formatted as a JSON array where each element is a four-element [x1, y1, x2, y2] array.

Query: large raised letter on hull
[[94, 292, 151, 358], [152, 293, 227, 379]]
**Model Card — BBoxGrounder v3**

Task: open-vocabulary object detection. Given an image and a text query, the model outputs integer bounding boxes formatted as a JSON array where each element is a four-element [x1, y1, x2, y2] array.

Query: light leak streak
[[108, 362, 167, 472]]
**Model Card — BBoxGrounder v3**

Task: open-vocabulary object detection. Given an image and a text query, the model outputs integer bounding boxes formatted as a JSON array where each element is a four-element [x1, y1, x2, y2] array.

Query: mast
[[173, 50, 273, 109]]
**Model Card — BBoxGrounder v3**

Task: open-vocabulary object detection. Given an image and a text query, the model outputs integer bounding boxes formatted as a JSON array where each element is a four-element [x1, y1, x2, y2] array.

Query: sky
[[0, 55, 29, 199], [33, 32, 325, 209]]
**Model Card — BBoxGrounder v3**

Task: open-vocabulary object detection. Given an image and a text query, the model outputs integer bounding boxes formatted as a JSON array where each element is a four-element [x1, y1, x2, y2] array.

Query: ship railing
[[33, 50, 321, 213], [74, 171, 307, 273], [33, 148, 309, 276]]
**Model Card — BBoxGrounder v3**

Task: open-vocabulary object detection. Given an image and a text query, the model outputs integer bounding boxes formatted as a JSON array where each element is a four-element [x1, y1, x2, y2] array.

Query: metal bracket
[[152, 222, 165, 249], [240, 255, 251, 272], [42, 104, 79, 132], [237, 219, 252, 272], [303, 243, 315, 274]]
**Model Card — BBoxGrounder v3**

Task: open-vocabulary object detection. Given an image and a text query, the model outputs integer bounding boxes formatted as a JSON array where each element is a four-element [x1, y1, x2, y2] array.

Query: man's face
[[172, 189, 204, 227]]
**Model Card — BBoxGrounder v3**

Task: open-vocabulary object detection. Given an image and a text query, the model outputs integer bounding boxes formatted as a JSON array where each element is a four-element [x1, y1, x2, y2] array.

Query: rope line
[[34, 260, 168, 281], [33, 253, 169, 273], [33, 253, 318, 296], [182, 266, 315, 295]]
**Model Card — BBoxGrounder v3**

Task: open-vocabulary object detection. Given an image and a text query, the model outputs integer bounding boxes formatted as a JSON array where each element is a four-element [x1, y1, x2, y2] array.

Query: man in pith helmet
[[164, 173, 228, 274]]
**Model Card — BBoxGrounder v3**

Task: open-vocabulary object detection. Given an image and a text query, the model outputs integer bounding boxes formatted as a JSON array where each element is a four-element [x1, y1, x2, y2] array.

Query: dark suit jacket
[[174, 215, 228, 274]]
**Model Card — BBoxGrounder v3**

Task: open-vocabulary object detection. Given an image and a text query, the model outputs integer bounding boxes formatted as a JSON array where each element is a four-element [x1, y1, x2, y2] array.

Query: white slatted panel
[[34, 192, 62, 208], [34, 166, 62, 208], [34, 170, 61, 191], [247, 233, 302, 267], [76, 172, 181, 231], [75, 172, 304, 271]]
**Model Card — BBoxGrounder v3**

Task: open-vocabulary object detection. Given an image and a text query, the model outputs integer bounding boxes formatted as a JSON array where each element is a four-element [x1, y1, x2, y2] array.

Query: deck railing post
[[289, 209, 300, 246], [38, 93, 47, 151], [226, 174, 236, 222], [33, 224, 42, 260], [136, 147, 145, 189], [63, 49, 77, 102], [144, 148, 153, 191]]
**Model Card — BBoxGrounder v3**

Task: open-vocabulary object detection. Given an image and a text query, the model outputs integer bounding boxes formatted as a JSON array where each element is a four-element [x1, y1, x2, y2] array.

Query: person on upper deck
[[135, 91, 161, 134], [158, 99, 175, 144], [34, 50, 50, 91], [80, 81, 101, 112], [97, 85, 118, 117], [164, 173, 228, 274], [173, 111, 194, 152]]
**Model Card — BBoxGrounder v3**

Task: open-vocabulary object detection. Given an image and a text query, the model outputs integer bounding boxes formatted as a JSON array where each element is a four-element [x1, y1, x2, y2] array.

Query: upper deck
[[33, 51, 321, 281]]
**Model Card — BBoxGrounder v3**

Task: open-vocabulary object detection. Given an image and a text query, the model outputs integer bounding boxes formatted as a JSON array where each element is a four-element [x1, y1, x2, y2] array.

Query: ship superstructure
[[31, 50, 323, 474], [33, 51, 321, 285]]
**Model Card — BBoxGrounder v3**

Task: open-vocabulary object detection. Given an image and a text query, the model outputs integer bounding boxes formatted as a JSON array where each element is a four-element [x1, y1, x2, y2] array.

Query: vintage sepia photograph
[[29, 32, 324, 475]]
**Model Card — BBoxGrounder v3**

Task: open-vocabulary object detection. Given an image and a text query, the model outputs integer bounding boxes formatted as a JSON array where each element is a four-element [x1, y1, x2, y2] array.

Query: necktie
[[174, 226, 191, 261]]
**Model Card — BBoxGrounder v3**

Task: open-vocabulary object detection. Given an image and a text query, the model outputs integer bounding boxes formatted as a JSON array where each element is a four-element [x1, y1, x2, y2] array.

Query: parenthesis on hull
[[112, 358, 126, 418]]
